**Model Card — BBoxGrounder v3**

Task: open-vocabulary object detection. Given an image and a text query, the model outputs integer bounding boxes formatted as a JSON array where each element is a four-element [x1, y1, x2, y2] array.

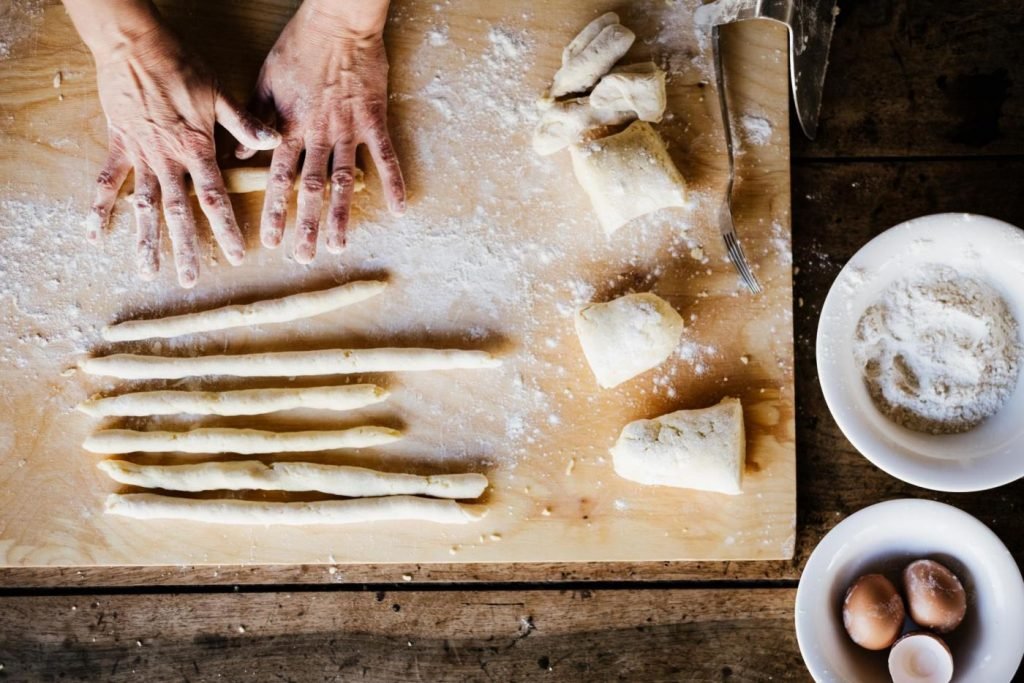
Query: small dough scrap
[[105, 493, 485, 525], [570, 120, 687, 236], [98, 460, 489, 499], [83, 426, 402, 455], [550, 13, 636, 98], [77, 384, 388, 418], [80, 348, 502, 380], [611, 398, 745, 494], [103, 279, 386, 342], [532, 98, 635, 156], [574, 292, 684, 388], [590, 62, 668, 122]]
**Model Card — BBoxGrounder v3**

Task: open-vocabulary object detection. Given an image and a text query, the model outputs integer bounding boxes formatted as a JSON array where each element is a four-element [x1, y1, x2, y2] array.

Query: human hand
[[81, 9, 280, 287], [237, 0, 406, 262]]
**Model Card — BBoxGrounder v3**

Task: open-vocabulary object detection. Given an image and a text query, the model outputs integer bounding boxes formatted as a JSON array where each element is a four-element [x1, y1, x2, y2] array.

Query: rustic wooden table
[[2, 0, 1023, 680]]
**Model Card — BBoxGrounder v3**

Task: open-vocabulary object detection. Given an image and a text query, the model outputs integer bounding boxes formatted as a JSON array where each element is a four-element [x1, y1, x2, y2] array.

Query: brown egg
[[903, 559, 967, 633], [842, 573, 906, 650]]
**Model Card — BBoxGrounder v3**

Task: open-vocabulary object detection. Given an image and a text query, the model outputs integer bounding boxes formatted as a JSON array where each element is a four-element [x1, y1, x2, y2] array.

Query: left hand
[[237, 0, 406, 263]]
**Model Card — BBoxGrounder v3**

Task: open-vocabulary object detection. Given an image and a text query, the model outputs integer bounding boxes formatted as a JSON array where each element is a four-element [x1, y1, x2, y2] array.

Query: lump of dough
[[611, 398, 745, 494], [569, 120, 687, 236], [590, 62, 668, 123], [574, 292, 684, 388], [550, 12, 636, 98], [532, 98, 635, 156]]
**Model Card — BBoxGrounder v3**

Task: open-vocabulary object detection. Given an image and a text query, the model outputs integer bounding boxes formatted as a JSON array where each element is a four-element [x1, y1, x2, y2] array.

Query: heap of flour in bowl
[[853, 264, 1022, 434]]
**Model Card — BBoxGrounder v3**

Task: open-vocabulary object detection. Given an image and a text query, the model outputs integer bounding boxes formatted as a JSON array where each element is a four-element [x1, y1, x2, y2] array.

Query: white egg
[[888, 632, 954, 683]]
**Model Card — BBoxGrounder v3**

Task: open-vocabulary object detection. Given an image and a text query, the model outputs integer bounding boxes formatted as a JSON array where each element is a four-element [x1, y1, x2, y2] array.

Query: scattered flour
[[739, 115, 773, 146], [0, 0, 44, 60], [853, 265, 1021, 434]]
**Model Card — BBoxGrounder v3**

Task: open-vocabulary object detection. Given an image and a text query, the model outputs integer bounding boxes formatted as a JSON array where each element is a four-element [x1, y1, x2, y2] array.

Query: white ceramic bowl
[[816, 213, 1024, 491], [795, 499, 1024, 682]]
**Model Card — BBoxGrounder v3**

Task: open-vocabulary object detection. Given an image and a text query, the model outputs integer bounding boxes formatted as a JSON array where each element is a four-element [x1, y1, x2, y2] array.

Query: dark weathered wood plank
[[2, 159, 1022, 588], [794, 0, 1024, 158], [0, 588, 803, 682]]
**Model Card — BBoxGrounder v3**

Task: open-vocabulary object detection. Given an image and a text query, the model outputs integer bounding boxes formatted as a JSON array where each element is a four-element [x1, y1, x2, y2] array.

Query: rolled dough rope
[[83, 426, 402, 455], [98, 460, 489, 499], [102, 279, 386, 342], [80, 348, 502, 380], [126, 167, 366, 199], [76, 384, 388, 417], [105, 493, 485, 525]]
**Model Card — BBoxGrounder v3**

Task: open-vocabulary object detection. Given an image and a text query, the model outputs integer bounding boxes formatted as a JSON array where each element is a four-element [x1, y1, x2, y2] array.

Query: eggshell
[[888, 632, 954, 683], [842, 573, 906, 650], [903, 560, 967, 634]]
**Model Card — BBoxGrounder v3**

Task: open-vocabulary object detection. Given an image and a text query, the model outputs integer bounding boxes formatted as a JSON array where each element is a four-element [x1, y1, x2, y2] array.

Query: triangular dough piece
[[611, 398, 745, 495], [574, 292, 684, 388]]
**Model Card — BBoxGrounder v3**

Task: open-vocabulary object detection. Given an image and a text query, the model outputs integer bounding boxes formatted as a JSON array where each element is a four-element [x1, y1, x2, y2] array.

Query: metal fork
[[712, 24, 762, 294]]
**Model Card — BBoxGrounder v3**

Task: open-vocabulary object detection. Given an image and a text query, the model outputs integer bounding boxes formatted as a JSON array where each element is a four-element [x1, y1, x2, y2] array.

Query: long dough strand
[[98, 460, 489, 499], [102, 279, 386, 342], [105, 493, 485, 525], [83, 427, 401, 455], [80, 348, 502, 380], [77, 384, 387, 417]]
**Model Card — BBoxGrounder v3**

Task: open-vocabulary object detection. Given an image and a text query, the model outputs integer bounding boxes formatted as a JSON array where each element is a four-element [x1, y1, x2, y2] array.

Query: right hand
[[86, 21, 280, 287]]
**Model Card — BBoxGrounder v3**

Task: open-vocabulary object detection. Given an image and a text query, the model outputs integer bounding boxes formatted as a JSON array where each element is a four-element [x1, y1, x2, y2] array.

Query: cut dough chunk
[[590, 62, 668, 123], [98, 460, 488, 499], [105, 493, 485, 525], [102, 279, 386, 342], [550, 12, 635, 98], [80, 348, 502, 380], [77, 384, 388, 417], [611, 398, 746, 495], [570, 120, 688, 236], [83, 426, 401, 455], [532, 98, 635, 156], [574, 292, 684, 388]]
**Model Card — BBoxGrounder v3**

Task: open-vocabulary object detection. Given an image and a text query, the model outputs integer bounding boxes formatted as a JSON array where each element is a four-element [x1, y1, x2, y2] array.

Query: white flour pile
[[853, 265, 1021, 434]]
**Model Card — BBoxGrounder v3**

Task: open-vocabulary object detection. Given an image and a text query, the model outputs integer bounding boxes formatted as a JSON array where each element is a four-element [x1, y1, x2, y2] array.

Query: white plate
[[795, 499, 1024, 683], [816, 213, 1024, 491]]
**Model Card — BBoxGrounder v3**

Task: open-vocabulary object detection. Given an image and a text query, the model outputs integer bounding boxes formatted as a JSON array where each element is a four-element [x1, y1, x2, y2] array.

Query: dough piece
[[103, 279, 386, 342], [569, 120, 688, 236], [550, 13, 636, 98], [80, 348, 502, 380], [98, 460, 489, 499], [532, 98, 635, 156], [208, 166, 366, 195], [574, 292, 684, 388], [130, 166, 365, 198], [105, 493, 485, 525], [611, 398, 745, 494], [590, 62, 668, 122], [77, 384, 388, 417], [83, 426, 401, 455]]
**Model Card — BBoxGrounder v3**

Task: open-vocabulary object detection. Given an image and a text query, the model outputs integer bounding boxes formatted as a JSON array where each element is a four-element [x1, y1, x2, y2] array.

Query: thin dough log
[[127, 166, 366, 198], [98, 460, 489, 499], [83, 427, 402, 455], [77, 385, 387, 417], [105, 493, 485, 525], [103, 279, 386, 342], [550, 13, 635, 98], [80, 348, 502, 380]]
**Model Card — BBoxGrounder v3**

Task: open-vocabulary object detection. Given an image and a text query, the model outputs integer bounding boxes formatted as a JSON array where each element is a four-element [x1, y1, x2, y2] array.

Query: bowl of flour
[[817, 214, 1024, 491]]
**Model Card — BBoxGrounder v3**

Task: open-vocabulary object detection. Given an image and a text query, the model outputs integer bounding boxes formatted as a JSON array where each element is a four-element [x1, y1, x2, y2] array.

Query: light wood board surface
[[0, 0, 795, 566]]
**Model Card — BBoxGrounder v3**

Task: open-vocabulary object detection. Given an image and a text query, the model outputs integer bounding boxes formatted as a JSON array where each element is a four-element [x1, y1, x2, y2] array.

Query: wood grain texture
[[0, 1, 795, 567], [793, 0, 1024, 158], [0, 588, 804, 682]]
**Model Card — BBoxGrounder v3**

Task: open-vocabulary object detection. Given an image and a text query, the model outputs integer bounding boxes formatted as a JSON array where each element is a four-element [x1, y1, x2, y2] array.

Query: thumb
[[216, 93, 281, 152]]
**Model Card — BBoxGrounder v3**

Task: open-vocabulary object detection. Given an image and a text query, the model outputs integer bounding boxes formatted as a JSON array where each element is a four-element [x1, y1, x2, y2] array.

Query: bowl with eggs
[[816, 213, 1024, 492], [795, 498, 1024, 682]]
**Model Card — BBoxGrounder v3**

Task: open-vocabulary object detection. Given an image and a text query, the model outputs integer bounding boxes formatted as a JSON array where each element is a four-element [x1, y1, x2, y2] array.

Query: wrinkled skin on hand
[[89, 26, 280, 287], [237, 9, 406, 262]]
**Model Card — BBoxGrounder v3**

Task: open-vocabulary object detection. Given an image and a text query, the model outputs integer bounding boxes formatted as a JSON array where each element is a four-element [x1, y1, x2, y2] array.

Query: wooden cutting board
[[0, 0, 795, 566]]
